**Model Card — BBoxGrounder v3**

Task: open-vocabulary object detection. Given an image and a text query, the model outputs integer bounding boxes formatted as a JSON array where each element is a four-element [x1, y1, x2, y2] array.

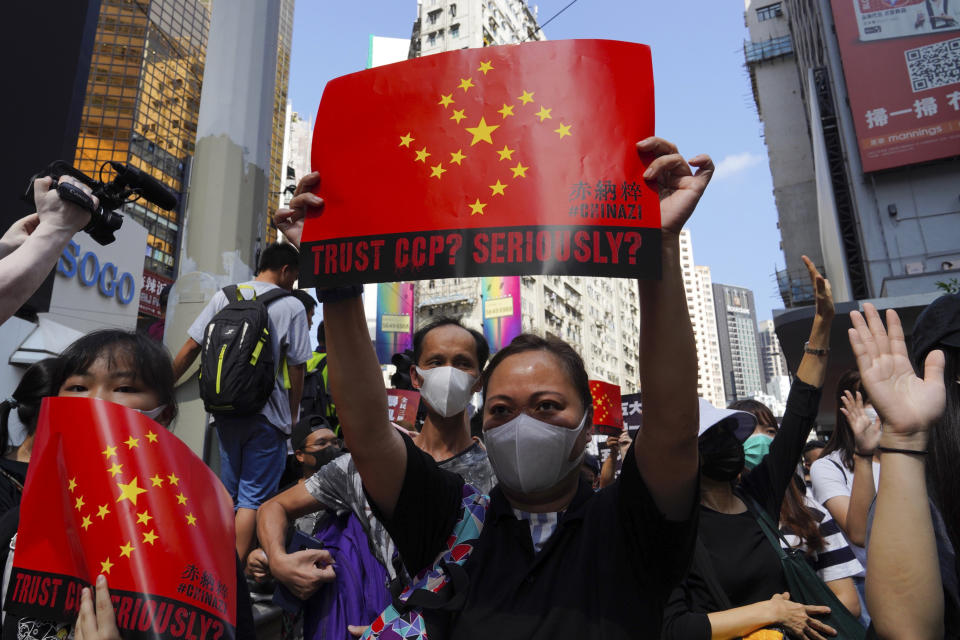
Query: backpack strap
[[223, 284, 240, 301], [255, 287, 293, 306], [828, 458, 850, 489]]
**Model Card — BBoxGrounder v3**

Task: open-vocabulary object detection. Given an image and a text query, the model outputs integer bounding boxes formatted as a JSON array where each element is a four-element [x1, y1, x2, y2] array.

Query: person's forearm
[[846, 455, 875, 546], [795, 313, 832, 388], [288, 364, 305, 426], [0, 223, 73, 325], [868, 448, 943, 640], [172, 339, 201, 382], [826, 577, 861, 619], [599, 452, 617, 488], [706, 601, 776, 640], [257, 499, 293, 562]]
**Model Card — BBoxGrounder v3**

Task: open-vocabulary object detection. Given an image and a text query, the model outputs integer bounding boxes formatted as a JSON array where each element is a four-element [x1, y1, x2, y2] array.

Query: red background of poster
[[139, 270, 173, 318], [830, 0, 960, 172]]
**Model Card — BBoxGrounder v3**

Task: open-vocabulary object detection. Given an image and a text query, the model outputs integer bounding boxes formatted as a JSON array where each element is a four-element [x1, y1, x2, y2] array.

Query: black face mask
[[699, 426, 745, 482], [311, 445, 343, 470]]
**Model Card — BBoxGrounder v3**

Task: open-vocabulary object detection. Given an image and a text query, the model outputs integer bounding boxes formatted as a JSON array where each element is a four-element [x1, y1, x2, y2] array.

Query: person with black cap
[[848, 294, 960, 639]]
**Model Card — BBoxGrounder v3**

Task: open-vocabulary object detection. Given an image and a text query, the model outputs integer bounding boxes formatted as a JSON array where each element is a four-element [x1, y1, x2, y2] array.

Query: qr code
[[905, 37, 960, 92]]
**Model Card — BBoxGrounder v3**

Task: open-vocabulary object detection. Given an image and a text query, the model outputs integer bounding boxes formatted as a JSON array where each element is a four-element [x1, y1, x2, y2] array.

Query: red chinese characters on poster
[[302, 39, 660, 286], [830, 0, 960, 172], [6, 398, 237, 640]]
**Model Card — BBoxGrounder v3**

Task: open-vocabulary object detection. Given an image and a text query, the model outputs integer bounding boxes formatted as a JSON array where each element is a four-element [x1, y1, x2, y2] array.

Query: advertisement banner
[[301, 39, 660, 286], [140, 271, 174, 318], [7, 398, 237, 639], [375, 282, 414, 364], [386, 389, 420, 429], [830, 0, 960, 172], [590, 379, 623, 437], [481, 276, 522, 352]]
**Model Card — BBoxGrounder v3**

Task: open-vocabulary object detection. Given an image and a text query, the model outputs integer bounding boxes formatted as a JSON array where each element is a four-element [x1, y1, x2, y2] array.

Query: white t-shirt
[[188, 280, 311, 433]]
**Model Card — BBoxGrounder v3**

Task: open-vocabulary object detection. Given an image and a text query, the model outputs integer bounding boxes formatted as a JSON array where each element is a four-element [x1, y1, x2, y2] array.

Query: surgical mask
[[137, 404, 167, 421], [415, 366, 477, 418], [484, 411, 587, 494], [742, 433, 773, 470], [699, 427, 745, 482], [864, 407, 879, 424]]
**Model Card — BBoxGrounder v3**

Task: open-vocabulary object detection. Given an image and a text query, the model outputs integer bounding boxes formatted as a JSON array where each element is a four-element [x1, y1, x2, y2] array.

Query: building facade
[[279, 105, 314, 207], [713, 282, 765, 404], [758, 318, 789, 383], [678, 231, 726, 407], [412, 0, 544, 58], [265, 0, 295, 243]]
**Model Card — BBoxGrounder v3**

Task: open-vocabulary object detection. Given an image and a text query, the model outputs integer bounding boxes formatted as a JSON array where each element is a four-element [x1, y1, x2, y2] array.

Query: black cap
[[291, 415, 333, 451], [582, 453, 601, 476], [911, 294, 960, 369]]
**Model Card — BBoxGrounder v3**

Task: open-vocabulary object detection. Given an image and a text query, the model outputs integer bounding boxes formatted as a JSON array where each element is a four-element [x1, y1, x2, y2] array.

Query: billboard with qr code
[[831, 0, 960, 172]]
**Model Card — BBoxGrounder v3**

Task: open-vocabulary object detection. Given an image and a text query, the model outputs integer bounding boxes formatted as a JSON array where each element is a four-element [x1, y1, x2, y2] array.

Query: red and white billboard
[[831, 0, 960, 172]]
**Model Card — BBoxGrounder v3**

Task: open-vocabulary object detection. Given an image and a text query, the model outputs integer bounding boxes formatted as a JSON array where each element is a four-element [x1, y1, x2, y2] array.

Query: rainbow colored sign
[[375, 282, 414, 364], [481, 276, 522, 353]]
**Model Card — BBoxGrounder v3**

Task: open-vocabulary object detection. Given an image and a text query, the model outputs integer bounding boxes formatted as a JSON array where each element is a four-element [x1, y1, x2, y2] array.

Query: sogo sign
[[57, 240, 137, 305]]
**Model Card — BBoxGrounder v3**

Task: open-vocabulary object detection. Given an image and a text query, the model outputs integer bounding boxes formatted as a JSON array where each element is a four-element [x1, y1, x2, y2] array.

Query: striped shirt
[[513, 509, 560, 553], [780, 494, 863, 583]]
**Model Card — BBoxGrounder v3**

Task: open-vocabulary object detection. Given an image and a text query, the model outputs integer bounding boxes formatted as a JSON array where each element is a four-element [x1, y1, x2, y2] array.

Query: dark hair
[[317, 321, 325, 348], [481, 333, 593, 426], [413, 317, 490, 370], [256, 242, 299, 274], [58, 330, 178, 424], [922, 346, 960, 553], [1, 358, 63, 454], [291, 289, 316, 314], [780, 473, 825, 555], [803, 439, 827, 456], [820, 369, 864, 471], [728, 399, 778, 432]]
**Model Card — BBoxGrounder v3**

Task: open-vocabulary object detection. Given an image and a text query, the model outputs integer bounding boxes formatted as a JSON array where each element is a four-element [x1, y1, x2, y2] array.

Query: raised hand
[[840, 390, 882, 455], [74, 575, 121, 640], [802, 255, 834, 321], [271, 548, 337, 600], [848, 304, 945, 445], [274, 171, 323, 248], [637, 137, 713, 234]]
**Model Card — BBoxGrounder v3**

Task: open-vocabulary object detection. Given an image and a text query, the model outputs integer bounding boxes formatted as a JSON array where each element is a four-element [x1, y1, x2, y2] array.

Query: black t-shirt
[[373, 433, 698, 640], [0, 458, 28, 518]]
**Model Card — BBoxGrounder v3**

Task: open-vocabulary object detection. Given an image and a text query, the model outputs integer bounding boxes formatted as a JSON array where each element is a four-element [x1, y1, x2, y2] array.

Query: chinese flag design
[[302, 39, 660, 286], [6, 398, 237, 640], [590, 380, 623, 437]]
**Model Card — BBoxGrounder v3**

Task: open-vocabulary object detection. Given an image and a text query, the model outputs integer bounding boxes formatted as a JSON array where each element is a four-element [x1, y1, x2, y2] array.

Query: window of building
[[427, 31, 437, 45], [449, 3, 456, 17], [756, 2, 783, 21], [451, 23, 459, 37], [427, 9, 442, 24]]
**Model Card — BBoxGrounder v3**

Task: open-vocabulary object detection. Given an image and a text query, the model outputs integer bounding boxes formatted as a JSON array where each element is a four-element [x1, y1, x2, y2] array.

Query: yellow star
[[102, 445, 117, 459], [74, 496, 85, 511], [430, 163, 446, 179], [554, 123, 572, 139], [68, 478, 77, 493], [107, 462, 123, 478], [518, 90, 534, 105], [399, 133, 414, 147], [167, 473, 179, 486], [478, 60, 493, 74], [498, 104, 515, 119], [100, 558, 114, 574], [465, 117, 499, 146], [150, 474, 164, 488], [414, 147, 431, 163], [186, 513, 197, 526], [176, 492, 188, 505], [458, 77, 474, 92], [145, 431, 158, 443], [438, 93, 454, 108], [124, 436, 139, 449], [142, 530, 158, 545], [534, 106, 552, 121], [497, 145, 515, 161], [511, 162, 529, 178], [450, 109, 466, 124], [97, 504, 110, 520], [80, 515, 93, 531], [117, 477, 148, 506], [136, 510, 152, 525], [468, 199, 487, 216], [119, 541, 134, 558], [449, 149, 466, 165], [489, 180, 508, 196]]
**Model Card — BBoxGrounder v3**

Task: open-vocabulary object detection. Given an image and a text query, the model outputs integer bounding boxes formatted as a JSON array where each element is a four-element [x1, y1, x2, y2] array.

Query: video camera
[[23, 160, 178, 245]]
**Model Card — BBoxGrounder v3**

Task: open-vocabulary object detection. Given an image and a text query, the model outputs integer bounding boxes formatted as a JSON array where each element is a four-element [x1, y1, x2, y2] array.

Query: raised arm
[[839, 390, 880, 545], [633, 137, 712, 520]]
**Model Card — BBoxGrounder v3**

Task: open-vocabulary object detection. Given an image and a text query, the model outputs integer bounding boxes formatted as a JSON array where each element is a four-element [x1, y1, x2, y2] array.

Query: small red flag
[[590, 380, 623, 436], [6, 398, 237, 639], [301, 39, 660, 286]]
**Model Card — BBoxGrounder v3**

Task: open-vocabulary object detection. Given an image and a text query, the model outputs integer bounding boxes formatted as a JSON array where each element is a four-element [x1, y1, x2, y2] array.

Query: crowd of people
[[0, 136, 958, 640]]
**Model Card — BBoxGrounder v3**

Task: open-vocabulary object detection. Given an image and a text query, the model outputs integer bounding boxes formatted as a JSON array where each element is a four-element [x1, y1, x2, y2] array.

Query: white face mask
[[137, 404, 167, 421], [415, 366, 477, 418], [484, 411, 587, 495], [864, 407, 879, 424]]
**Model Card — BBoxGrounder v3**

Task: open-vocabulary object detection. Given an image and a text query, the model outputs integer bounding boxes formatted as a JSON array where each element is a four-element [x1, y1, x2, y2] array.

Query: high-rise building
[[713, 283, 765, 403], [279, 105, 313, 207], [412, 0, 545, 58], [679, 231, 726, 407], [265, 0, 295, 243], [758, 318, 789, 384]]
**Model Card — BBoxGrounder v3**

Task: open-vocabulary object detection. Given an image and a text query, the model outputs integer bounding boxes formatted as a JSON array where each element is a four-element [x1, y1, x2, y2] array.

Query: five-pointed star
[[142, 530, 158, 545], [150, 474, 164, 487], [498, 104, 515, 119], [117, 477, 148, 506], [534, 106, 552, 121], [136, 510, 152, 525], [399, 133, 414, 147], [450, 109, 466, 124], [119, 541, 134, 558], [458, 77, 474, 92], [518, 90, 535, 105], [100, 558, 114, 574], [68, 478, 77, 493], [414, 147, 431, 162], [97, 504, 110, 520], [438, 93, 454, 108], [81, 515, 93, 531], [430, 163, 446, 179], [478, 60, 493, 74], [554, 123, 572, 139], [176, 492, 188, 505], [186, 513, 197, 526], [107, 462, 123, 478], [74, 496, 85, 510], [489, 180, 508, 196], [511, 162, 529, 178], [465, 117, 499, 146], [449, 149, 466, 165], [145, 431, 159, 443], [497, 145, 515, 161], [468, 199, 487, 216], [167, 473, 180, 486], [124, 436, 139, 449], [102, 445, 117, 459]]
